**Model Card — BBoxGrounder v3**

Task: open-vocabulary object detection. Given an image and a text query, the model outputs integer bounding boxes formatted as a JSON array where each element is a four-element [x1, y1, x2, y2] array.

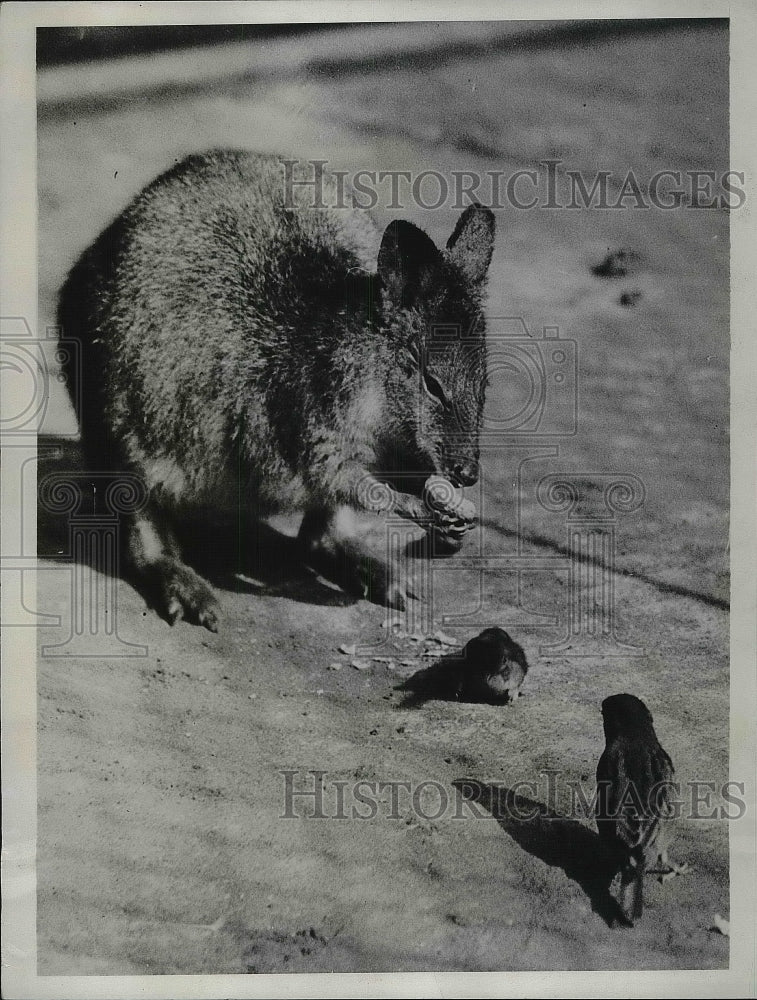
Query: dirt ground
[[35, 22, 730, 974]]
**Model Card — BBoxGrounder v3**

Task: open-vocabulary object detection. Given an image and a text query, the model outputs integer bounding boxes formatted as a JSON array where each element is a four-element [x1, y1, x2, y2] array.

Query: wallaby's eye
[[423, 370, 452, 410]]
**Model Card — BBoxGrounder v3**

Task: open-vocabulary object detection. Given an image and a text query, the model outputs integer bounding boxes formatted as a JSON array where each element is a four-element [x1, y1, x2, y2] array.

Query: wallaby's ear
[[446, 203, 495, 285], [377, 220, 443, 307]]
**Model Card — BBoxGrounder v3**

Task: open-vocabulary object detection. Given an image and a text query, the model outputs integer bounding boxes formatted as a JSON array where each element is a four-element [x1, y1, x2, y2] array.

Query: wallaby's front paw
[[423, 476, 476, 546], [156, 561, 221, 632]]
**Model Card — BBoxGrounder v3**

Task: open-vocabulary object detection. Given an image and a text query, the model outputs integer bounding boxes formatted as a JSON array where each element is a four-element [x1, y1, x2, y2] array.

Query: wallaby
[[59, 150, 495, 630]]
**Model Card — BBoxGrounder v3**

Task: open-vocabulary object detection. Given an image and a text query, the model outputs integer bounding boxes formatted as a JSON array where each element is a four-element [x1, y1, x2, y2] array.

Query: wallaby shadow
[[37, 438, 353, 610], [173, 515, 353, 608], [453, 778, 622, 927], [405, 533, 465, 560]]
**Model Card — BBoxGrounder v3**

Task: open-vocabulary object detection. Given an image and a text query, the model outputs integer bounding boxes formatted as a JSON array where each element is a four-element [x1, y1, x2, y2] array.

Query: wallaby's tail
[[57, 251, 117, 469], [619, 861, 644, 925]]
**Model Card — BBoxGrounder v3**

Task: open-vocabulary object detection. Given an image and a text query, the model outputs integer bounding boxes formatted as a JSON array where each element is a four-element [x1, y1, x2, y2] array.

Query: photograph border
[[2, 2, 755, 997]]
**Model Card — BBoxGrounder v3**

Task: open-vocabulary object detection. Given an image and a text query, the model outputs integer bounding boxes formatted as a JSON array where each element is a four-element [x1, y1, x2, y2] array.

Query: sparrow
[[596, 693, 689, 926], [456, 627, 529, 704]]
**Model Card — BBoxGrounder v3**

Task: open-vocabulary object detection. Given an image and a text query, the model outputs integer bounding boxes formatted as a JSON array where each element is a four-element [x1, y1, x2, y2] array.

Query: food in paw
[[423, 475, 476, 541]]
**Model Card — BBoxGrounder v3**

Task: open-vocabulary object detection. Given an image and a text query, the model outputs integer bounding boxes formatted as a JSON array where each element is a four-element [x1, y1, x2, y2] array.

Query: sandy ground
[[35, 22, 729, 973]]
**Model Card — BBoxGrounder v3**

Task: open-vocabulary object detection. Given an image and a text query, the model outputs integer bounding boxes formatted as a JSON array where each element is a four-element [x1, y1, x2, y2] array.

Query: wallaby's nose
[[453, 461, 479, 486]]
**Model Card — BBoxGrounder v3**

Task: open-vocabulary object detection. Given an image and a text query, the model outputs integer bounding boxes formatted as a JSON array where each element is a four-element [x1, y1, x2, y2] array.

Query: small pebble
[[592, 248, 640, 278], [619, 289, 643, 307]]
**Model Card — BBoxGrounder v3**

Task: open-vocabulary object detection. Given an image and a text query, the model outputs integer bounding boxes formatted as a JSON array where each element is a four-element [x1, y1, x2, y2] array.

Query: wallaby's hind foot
[[127, 514, 221, 632], [152, 558, 221, 632], [356, 551, 423, 612], [335, 540, 421, 611], [298, 506, 421, 611]]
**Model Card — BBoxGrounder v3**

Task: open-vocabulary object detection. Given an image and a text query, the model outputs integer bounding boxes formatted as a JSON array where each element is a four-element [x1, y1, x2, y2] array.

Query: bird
[[456, 627, 529, 704], [595, 693, 690, 926]]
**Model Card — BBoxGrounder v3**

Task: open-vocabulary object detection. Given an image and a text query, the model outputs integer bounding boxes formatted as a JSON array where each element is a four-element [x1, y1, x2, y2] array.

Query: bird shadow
[[395, 653, 466, 708], [452, 778, 623, 927], [396, 654, 521, 709]]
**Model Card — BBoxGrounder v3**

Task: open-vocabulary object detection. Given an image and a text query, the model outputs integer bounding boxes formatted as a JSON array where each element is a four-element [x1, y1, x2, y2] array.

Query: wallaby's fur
[[60, 151, 495, 629]]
